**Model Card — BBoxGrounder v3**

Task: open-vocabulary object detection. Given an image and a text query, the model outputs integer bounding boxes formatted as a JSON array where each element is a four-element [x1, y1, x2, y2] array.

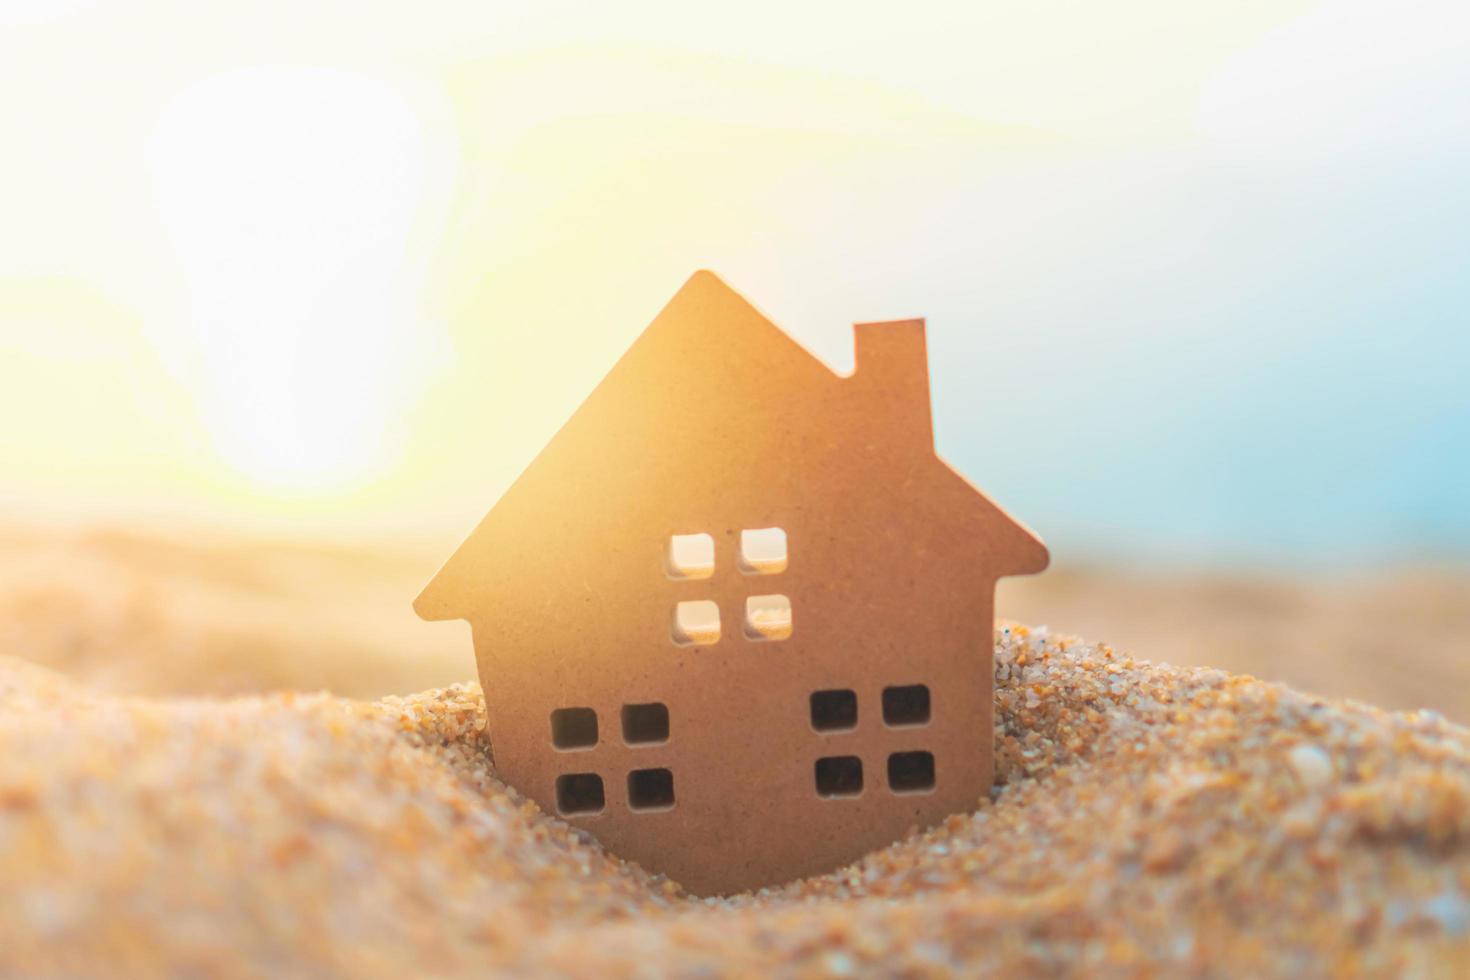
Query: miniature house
[[415, 271, 1047, 896]]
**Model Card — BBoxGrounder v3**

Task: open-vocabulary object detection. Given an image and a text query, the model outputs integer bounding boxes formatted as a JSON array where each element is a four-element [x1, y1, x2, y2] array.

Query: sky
[[0, 0, 1466, 566]]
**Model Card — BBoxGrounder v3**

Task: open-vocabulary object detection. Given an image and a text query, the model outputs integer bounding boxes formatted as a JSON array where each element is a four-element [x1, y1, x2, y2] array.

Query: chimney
[[852, 319, 933, 445]]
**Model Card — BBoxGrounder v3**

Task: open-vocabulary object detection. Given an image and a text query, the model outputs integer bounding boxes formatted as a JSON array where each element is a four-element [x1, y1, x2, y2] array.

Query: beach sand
[[1, 524, 1468, 975], [2, 628, 1468, 976]]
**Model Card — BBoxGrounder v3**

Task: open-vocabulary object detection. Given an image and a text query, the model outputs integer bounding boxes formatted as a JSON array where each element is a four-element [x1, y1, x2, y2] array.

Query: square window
[[809, 689, 857, 732], [815, 756, 864, 798], [621, 702, 670, 744], [672, 600, 721, 646], [550, 707, 598, 749], [555, 772, 605, 815], [627, 768, 675, 810], [667, 533, 715, 579], [882, 685, 931, 727], [739, 527, 788, 574], [744, 594, 792, 641], [887, 751, 936, 794]]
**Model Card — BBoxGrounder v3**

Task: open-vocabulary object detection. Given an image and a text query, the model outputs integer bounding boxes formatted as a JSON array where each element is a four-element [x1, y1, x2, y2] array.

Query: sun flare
[[147, 67, 446, 493]]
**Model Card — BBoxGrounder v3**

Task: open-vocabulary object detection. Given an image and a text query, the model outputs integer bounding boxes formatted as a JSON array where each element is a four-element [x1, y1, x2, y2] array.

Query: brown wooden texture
[[416, 271, 1047, 895]]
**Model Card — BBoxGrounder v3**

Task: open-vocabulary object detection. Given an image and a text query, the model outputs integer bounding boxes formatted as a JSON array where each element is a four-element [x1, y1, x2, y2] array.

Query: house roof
[[415, 271, 1047, 621]]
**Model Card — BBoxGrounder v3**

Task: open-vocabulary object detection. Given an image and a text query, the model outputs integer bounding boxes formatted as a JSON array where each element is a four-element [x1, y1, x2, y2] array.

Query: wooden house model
[[415, 271, 1048, 895]]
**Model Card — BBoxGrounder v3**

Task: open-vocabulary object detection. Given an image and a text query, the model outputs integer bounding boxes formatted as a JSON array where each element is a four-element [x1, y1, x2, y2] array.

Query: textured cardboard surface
[[416, 271, 1047, 895]]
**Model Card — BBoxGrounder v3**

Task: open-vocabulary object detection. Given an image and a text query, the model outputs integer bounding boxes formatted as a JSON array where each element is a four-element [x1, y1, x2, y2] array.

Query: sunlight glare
[[149, 67, 441, 492]]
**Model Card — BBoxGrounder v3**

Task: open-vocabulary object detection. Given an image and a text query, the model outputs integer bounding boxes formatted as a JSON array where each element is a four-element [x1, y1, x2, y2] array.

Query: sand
[[2, 625, 1467, 977], [999, 564, 1470, 723]]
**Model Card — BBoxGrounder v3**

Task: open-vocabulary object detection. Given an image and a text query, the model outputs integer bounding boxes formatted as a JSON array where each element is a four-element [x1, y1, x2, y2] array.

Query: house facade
[[415, 271, 1047, 895]]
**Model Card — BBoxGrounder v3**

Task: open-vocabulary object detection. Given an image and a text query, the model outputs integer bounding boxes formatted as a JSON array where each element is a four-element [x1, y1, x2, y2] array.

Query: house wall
[[464, 426, 1002, 894]]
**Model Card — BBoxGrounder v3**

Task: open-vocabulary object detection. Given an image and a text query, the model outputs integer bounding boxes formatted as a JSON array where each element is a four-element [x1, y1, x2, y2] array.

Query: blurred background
[[1, 1, 1466, 717]]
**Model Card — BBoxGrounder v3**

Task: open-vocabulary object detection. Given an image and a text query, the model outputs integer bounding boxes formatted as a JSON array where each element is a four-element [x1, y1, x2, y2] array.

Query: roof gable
[[416, 271, 1046, 620]]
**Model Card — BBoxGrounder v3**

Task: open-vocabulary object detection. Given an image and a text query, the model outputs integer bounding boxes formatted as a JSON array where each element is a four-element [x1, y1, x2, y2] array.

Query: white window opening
[[744, 594, 792, 641], [672, 600, 721, 646], [667, 533, 715, 580], [739, 527, 788, 575]]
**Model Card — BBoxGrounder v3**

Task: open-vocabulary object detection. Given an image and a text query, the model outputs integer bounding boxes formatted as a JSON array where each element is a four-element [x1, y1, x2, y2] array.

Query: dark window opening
[[815, 755, 864, 798], [628, 768, 676, 810], [622, 702, 670, 745], [882, 685, 931, 727], [887, 751, 936, 793], [809, 689, 858, 732], [555, 773, 605, 815], [550, 707, 598, 749]]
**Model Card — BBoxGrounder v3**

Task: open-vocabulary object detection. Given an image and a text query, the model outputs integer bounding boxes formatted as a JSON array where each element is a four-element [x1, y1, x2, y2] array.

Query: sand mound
[[2, 627, 1467, 977]]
